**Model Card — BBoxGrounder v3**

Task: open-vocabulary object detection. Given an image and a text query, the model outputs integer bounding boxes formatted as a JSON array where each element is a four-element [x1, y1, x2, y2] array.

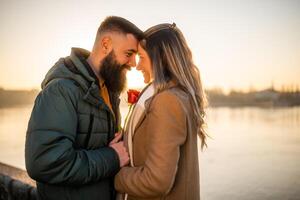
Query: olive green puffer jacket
[[25, 48, 121, 200]]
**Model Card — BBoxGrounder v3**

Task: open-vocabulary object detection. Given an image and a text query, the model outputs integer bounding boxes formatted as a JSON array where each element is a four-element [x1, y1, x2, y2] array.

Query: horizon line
[[1, 84, 299, 93]]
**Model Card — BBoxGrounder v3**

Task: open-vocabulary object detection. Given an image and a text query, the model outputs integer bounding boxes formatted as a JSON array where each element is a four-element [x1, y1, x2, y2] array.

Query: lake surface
[[0, 105, 300, 200]]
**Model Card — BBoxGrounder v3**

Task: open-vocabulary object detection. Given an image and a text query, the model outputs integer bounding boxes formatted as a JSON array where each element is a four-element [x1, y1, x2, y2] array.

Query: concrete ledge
[[0, 162, 36, 200]]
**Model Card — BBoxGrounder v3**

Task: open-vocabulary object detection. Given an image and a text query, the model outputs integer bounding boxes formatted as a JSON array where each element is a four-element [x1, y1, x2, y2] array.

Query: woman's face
[[136, 43, 153, 83]]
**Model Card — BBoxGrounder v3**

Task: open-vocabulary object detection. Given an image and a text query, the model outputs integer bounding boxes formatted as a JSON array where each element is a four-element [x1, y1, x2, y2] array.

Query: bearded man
[[25, 16, 143, 200]]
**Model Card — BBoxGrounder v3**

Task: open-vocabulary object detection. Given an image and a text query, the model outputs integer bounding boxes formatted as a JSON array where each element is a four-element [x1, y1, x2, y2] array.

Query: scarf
[[124, 83, 155, 167]]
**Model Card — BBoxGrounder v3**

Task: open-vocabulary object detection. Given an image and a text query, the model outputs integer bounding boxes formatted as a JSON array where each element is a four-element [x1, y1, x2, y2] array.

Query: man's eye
[[126, 52, 133, 57]]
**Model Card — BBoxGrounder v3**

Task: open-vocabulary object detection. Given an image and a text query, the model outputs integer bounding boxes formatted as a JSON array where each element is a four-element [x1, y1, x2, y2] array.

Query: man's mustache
[[122, 64, 131, 71]]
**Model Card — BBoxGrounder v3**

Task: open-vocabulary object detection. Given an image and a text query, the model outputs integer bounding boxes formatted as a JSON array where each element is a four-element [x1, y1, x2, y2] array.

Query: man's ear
[[101, 36, 112, 54]]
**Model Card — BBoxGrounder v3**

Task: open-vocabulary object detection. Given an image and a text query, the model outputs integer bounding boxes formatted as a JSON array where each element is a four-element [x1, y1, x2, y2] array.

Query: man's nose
[[127, 55, 136, 67]]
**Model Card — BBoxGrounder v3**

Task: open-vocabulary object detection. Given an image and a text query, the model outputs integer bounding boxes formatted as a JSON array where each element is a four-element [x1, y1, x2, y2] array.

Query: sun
[[126, 68, 146, 89]]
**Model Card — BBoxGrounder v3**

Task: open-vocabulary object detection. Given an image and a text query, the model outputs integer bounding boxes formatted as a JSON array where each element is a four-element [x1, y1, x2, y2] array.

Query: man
[[25, 16, 143, 200]]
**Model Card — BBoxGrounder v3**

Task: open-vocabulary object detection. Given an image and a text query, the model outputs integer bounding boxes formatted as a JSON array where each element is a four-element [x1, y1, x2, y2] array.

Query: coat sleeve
[[25, 79, 120, 185], [114, 91, 187, 198]]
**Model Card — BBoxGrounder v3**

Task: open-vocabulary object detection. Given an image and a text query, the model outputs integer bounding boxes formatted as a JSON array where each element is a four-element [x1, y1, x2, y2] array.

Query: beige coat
[[115, 84, 200, 200]]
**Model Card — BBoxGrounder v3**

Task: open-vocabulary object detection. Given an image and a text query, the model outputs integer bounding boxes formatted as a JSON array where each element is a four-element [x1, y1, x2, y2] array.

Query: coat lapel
[[132, 81, 178, 135], [132, 96, 154, 135]]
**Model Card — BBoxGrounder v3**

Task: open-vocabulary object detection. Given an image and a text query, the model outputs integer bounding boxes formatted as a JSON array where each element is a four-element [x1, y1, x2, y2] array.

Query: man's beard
[[99, 51, 130, 94]]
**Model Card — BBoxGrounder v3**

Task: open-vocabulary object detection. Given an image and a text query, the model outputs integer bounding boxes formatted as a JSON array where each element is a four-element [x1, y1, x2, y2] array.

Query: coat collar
[[133, 80, 179, 133], [69, 47, 99, 86]]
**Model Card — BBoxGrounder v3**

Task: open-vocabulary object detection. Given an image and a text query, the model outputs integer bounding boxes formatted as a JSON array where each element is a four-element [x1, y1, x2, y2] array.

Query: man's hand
[[109, 132, 130, 167], [109, 132, 123, 145]]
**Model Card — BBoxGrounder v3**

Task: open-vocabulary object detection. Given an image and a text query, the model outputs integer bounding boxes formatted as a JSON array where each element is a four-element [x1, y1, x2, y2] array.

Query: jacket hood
[[40, 48, 121, 126], [41, 48, 97, 91]]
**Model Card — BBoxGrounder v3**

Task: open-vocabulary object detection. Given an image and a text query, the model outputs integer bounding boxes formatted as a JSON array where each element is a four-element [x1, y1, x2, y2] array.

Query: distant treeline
[[0, 88, 39, 108], [1, 87, 300, 108], [206, 88, 300, 107]]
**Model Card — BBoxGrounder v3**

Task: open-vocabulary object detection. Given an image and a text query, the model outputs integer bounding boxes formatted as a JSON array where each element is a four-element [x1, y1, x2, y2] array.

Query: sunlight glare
[[126, 68, 145, 89]]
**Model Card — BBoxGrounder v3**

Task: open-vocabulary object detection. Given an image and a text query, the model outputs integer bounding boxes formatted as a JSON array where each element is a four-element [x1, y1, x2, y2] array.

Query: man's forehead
[[116, 33, 138, 52]]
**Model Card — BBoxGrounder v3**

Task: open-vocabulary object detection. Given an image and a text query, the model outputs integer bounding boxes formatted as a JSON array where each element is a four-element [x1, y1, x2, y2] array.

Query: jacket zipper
[[106, 112, 111, 146], [84, 114, 94, 148]]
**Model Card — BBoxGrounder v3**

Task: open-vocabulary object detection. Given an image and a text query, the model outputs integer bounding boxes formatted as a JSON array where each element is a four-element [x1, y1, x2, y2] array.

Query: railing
[[0, 162, 36, 200]]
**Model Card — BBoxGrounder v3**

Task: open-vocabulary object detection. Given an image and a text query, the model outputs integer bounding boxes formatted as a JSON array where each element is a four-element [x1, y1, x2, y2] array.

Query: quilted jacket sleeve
[[25, 79, 119, 185]]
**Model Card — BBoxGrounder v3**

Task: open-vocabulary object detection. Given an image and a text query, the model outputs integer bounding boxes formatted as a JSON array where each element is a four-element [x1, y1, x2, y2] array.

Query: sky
[[0, 0, 299, 91]]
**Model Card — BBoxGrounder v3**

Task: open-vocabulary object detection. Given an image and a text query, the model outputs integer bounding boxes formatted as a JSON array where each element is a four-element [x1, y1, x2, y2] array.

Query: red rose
[[127, 89, 140, 105]]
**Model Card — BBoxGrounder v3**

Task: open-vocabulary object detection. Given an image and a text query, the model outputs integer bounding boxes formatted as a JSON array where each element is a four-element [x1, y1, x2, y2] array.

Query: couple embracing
[[25, 16, 207, 200]]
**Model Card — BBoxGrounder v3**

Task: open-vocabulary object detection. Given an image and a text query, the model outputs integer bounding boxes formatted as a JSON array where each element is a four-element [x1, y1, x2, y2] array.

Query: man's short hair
[[97, 16, 144, 41]]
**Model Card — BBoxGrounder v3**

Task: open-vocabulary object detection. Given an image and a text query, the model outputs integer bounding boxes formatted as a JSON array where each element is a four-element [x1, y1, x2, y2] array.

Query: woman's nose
[[136, 62, 142, 71]]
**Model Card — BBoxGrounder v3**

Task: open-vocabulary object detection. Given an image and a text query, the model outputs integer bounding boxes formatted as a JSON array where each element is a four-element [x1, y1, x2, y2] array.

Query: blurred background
[[0, 0, 299, 199]]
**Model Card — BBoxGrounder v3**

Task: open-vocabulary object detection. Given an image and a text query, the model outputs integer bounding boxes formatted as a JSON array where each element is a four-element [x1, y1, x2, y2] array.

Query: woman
[[115, 23, 207, 200]]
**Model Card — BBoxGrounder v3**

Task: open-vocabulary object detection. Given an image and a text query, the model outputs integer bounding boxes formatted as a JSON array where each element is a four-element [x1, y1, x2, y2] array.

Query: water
[[0, 105, 33, 169], [0, 105, 300, 200]]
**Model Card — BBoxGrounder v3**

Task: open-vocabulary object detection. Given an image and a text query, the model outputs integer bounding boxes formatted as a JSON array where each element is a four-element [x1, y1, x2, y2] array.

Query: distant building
[[254, 88, 280, 101]]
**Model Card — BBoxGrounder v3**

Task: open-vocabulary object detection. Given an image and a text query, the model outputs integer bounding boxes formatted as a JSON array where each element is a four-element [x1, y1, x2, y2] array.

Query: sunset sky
[[0, 0, 299, 91]]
